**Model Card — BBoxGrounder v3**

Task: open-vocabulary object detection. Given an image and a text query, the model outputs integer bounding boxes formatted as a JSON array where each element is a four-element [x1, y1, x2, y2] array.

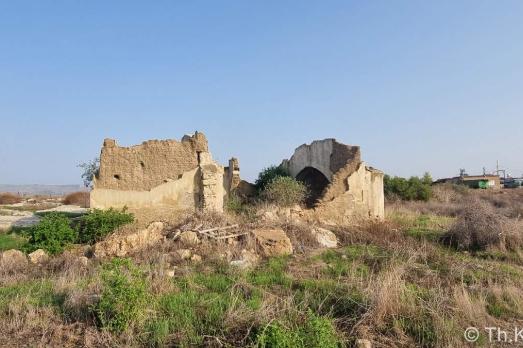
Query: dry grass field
[[0, 187, 522, 347]]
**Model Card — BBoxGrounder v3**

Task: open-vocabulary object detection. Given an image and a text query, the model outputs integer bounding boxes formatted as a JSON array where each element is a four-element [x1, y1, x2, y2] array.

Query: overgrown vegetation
[[440, 199, 521, 252], [262, 176, 308, 207], [93, 258, 149, 333], [384, 172, 433, 201], [23, 212, 77, 255], [76, 208, 134, 244], [2, 186, 523, 347], [5, 208, 134, 254], [255, 165, 291, 192]]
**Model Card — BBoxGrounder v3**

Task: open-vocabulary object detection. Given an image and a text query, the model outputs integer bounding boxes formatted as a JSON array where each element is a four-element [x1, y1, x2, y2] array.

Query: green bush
[[384, 172, 433, 201], [77, 208, 134, 244], [262, 176, 307, 207], [255, 165, 291, 192], [93, 258, 148, 333], [24, 212, 77, 255]]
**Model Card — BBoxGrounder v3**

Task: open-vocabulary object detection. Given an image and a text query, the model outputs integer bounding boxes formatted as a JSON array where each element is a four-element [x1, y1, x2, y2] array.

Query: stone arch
[[296, 167, 330, 207]]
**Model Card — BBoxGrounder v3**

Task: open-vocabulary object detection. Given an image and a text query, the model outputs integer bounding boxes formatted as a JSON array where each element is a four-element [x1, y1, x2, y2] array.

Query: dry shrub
[[440, 199, 522, 252], [0, 193, 22, 205], [63, 191, 90, 208]]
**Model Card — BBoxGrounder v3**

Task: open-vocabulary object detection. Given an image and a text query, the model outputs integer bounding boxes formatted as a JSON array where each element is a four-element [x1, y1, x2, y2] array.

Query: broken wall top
[[281, 138, 361, 180], [96, 132, 209, 191]]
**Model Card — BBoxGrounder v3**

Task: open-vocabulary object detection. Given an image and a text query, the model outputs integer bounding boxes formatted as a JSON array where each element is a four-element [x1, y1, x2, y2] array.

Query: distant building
[[504, 178, 523, 189], [434, 174, 501, 189]]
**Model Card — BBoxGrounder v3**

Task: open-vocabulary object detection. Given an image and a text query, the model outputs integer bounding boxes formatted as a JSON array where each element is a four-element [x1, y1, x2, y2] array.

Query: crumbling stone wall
[[281, 138, 384, 220], [91, 132, 237, 213]]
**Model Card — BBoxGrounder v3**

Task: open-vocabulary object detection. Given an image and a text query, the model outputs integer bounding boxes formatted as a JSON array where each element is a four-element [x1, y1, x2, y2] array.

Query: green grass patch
[[93, 258, 149, 333], [0, 233, 28, 251], [255, 311, 341, 348], [319, 244, 389, 278], [249, 256, 292, 288], [0, 280, 62, 312], [149, 268, 244, 346]]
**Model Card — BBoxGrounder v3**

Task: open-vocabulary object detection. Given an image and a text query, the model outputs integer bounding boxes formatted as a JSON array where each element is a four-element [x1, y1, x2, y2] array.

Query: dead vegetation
[[0, 193, 22, 205], [63, 191, 90, 208], [441, 199, 523, 252]]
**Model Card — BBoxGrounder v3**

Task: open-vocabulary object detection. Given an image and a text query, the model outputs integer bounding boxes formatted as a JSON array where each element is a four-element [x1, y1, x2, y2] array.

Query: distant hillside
[[0, 184, 86, 196]]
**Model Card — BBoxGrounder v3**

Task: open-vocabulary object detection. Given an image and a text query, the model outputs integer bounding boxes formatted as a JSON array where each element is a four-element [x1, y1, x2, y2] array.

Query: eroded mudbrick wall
[[96, 133, 208, 191], [91, 132, 237, 212]]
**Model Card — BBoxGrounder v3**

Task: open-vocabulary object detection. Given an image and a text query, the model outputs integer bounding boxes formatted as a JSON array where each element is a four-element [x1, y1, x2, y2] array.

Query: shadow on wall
[[296, 167, 330, 208]]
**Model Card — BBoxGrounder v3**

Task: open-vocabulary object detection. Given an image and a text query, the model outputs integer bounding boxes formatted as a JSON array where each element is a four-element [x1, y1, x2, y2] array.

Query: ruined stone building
[[280, 139, 384, 221], [90, 132, 240, 212], [90, 132, 384, 221]]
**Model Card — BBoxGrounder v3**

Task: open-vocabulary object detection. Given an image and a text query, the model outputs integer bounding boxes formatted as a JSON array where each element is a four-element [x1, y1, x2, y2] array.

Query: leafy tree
[[384, 172, 433, 201], [255, 165, 291, 192], [78, 157, 100, 189]]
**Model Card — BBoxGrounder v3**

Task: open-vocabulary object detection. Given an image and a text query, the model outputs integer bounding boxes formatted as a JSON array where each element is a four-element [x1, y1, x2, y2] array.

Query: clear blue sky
[[1, 1, 522, 185]]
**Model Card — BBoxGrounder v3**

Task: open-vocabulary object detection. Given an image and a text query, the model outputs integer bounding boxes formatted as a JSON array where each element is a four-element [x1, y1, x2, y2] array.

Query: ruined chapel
[[90, 132, 384, 221]]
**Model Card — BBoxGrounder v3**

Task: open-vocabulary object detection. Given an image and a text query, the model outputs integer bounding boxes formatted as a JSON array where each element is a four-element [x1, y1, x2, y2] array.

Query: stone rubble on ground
[[311, 227, 338, 248], [93, 221, 165, 258], [0, 249, 28, 269], [176, 249, 192, 260], [178, 231, 200, 246], [230, 249, 259, 269], [28, 249, 49, 264], [252, 228, 293, 257], [190, 254, 202, 262]]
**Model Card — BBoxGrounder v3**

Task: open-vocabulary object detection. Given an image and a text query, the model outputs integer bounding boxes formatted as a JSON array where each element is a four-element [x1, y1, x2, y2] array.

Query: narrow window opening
[[114, 174, 121, 180]]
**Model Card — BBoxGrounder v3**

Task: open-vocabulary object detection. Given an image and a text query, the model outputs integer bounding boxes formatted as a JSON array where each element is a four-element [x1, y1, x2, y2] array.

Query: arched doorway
[[296, 167, 330, 207]]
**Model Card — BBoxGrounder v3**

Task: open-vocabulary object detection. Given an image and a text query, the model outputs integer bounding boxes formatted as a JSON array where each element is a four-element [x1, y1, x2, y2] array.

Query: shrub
[[77, 208, 134, 244], [93, 258, 148, 333], [255, 165, 291, 192], [262, 176, 307, 207], [440, 199, 522, 252], [384, 173, 432, 201], [255, 311, 340, 348], [63, 191, 90, 208], [24, 212, 77, 254], [0, 192, 22, 205]]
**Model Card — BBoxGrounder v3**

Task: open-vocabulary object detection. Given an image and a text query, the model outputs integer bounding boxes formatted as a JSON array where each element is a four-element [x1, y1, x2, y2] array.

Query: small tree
[[384, 172, 433, 201], [255, 165, 291, 192], [78, 158, 100, 189]]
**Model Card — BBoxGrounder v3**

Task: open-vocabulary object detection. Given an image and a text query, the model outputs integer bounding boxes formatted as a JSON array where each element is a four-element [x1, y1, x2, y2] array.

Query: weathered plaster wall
[[90, 168, 200, 210]]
